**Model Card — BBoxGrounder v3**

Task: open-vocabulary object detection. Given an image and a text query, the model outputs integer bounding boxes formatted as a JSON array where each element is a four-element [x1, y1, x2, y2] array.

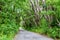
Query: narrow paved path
[[14, 29, 53, 40]]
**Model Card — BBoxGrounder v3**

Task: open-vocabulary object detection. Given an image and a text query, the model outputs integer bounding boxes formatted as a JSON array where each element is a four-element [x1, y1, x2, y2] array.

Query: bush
[[21, 0, 60, 39], [0, 0, 20, 40]]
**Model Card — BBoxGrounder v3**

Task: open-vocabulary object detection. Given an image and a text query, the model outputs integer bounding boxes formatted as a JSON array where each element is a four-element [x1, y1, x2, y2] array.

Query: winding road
[[14, 29, 53, 40]]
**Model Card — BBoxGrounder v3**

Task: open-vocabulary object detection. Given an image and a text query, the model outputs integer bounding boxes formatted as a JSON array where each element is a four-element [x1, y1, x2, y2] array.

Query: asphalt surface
[[14, 29, 53, 40]]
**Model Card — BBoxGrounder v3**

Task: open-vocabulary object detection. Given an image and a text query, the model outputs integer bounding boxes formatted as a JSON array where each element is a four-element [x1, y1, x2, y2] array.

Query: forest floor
[[14, 28, 53, 40]]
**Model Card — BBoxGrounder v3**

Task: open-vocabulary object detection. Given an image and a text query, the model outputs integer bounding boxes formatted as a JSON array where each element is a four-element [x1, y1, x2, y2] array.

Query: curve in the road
[[14, 29, 53, 40]]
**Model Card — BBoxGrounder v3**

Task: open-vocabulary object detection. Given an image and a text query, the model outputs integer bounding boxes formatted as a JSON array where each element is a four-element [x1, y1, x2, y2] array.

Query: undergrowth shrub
[[22, 0, 60, 39], [0, 0, 20, 40]]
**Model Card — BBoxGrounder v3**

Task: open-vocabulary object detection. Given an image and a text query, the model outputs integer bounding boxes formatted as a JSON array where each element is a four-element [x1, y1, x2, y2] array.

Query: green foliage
[[0, 0, 21, 40], [0, 0, 60, 40], [0, 35, 13, 40], [21, 0, 60, 39]]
